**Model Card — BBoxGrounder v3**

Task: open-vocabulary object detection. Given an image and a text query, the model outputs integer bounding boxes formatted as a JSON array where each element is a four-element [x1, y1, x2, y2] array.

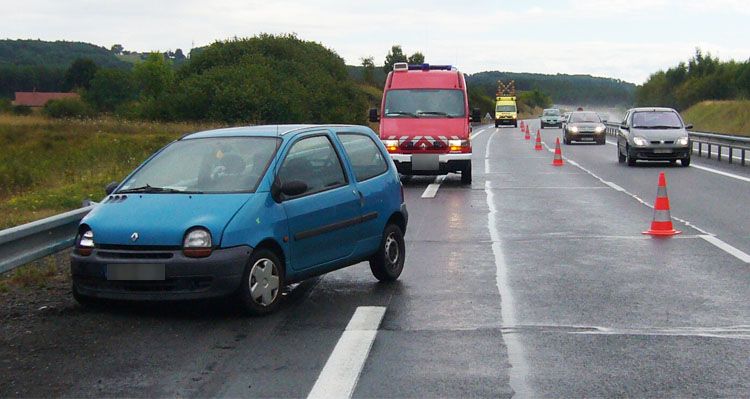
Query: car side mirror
[[471, 108, 481, 122], [105, 181, 119, 195], [620, 124, 628, 130], [685, 124, 694, 130], [271, 178, 307, 203], [369, 108, 380, 122]]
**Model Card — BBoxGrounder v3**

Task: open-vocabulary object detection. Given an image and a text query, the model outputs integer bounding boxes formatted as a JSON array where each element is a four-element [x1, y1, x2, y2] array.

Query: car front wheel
[[369, 224, 405, 282], [238, 248, 284, 315], [626, 146, 637, 166], [681, 156, 691, 167], [617, 142, 626, 163]]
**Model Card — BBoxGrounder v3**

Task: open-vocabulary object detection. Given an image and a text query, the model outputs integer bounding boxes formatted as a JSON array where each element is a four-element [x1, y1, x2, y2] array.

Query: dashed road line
[[307, 306, 386, 399], [420, 175, 446, 198], [700, 235, 750, 263]]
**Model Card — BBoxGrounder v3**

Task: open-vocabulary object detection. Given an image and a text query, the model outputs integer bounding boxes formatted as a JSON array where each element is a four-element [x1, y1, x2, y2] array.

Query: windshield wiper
[[117, 184, 203, 194], [634, 125, 680, 129], [385, 111, 417, 117], [417, 111, 454, 118]]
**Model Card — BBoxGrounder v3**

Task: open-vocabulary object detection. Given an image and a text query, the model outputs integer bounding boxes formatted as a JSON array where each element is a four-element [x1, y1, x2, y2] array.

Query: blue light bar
[[407, 64, 454, 71]]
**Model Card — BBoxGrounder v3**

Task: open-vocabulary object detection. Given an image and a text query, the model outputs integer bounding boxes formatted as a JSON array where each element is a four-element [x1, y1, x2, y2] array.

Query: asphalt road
[[2, 121, 749, 398]]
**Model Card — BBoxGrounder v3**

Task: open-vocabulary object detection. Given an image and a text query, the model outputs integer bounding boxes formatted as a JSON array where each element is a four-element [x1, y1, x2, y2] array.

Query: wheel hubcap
[[249, 258, 279, 307], [384, 234, 399, 268]]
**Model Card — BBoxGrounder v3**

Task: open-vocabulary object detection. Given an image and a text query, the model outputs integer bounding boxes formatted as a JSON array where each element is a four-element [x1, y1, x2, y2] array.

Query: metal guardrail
[[604, 122, 750, 166], [0, 204, 95, 274]]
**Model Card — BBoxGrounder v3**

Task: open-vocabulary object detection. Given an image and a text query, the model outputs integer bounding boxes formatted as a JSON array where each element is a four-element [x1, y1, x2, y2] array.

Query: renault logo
[[131, 232, 139, 242], [420, 142, 427, 149]]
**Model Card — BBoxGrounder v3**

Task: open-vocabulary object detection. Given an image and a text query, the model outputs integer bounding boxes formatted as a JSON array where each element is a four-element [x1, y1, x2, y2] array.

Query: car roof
[[181, 124, 371, 140], [628, 107, 678, 113]]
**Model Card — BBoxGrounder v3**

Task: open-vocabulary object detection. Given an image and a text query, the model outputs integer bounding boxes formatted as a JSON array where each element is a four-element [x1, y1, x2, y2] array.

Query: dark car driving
[[562, 111, 606, 144]]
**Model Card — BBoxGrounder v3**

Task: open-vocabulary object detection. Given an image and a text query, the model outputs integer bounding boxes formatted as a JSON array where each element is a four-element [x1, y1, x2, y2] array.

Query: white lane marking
[[470, 128, 487, 140], [691, 164, 750, 183], [307, 306, 386, 399], [700, 235, 750, 263], [504, 324, 750, 340], [421, 175, 446, 198], [485, 179, 531, 397], [485, 129, 498, 173]]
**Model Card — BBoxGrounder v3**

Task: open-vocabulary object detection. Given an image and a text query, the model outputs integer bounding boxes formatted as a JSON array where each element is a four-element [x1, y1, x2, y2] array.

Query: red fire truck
[[369, 63, 480, 184]]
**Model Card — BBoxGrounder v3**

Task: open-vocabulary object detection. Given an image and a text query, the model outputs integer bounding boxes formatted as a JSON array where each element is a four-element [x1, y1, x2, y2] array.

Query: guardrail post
[[729, 147, 733, 164]]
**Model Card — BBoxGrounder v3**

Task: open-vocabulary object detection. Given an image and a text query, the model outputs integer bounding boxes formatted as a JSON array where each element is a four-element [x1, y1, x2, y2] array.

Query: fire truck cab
[[369, 63, 480, 184]]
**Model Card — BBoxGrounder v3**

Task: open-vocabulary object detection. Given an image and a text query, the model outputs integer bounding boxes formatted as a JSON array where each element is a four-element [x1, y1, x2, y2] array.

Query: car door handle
[[358, 191, 364, 208]]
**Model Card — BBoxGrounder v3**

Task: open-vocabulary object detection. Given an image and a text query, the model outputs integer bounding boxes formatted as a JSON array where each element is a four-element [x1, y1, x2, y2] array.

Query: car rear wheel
[[238, 248, 284, 315], [369, 224, 405, 282], [461, 162, 472, 184]]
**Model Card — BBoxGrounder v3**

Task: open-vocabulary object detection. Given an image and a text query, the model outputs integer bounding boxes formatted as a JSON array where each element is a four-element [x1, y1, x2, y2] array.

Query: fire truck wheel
[[461, 163, 472, 184]]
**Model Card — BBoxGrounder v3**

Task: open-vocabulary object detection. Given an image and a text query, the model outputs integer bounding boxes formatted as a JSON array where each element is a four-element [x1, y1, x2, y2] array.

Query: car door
[[276, 132, 362, 271], [336, 132, 393, 254], [618, 111, 632, 152]]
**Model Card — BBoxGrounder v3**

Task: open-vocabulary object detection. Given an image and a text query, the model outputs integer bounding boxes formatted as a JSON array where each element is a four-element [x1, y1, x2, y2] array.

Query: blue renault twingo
[[71, 125, 408, 315]]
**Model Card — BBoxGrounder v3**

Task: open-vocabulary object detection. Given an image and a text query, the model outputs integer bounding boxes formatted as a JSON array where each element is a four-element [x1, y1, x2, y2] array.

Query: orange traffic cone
[[520, 120, 525, 130], [534, 130, 543, 150], [551, 138, 564, 166], [525, 125, 531, 140], [643, 172, 681, 236]]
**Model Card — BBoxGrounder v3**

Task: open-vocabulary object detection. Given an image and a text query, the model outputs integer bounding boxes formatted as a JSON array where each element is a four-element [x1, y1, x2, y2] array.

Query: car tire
[[563, 136, 570, 145], [237, 248, 285, 316], [369, 224, 405, 282], [541, 124, 545, 129], [461, 162, 472, 184], [681, 156, 691, 167], [495, 123, 499, 128], [617, 142, 626, 163], [597, 138, 606, 145], [513, 122, 517, 128], [626, 146, 637, 166]]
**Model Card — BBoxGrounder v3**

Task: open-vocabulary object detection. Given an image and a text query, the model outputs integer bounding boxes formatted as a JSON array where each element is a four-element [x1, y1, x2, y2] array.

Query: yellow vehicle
[[495, 96, 517, 127]]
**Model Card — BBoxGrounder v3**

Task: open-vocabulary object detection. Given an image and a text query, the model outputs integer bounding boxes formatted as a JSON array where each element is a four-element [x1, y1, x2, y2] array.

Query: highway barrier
[[604, 123, 750, 166], [0, 202, 95, 274]]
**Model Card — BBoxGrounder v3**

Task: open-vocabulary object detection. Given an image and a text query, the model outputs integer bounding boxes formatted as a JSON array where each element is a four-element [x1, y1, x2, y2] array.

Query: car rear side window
[[338, 133, 388, 182], [278, 135, 347, 197]]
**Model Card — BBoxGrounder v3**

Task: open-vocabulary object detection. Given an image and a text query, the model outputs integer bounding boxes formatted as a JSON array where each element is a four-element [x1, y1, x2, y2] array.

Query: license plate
[[581, 137, 594, 141], [654, 149, 673, 154], [412, 154, 439, 171], [106, 264, 165, 280]]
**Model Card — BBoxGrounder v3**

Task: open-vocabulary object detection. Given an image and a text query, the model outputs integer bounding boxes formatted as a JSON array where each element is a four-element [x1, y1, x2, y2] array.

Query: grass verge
[[682, 100, 750, 136]]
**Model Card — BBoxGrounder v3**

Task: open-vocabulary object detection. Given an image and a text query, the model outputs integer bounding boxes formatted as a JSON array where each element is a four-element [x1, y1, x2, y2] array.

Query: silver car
[[540, 108, 562, 128], [617, 107, 692, 167]]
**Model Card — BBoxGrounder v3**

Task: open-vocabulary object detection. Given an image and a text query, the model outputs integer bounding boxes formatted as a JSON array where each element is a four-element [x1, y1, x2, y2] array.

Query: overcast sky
[[4, 0, 750, 84]]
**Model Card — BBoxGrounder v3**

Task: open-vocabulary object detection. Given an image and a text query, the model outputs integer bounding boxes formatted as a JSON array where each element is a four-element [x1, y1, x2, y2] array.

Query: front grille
[[650, 140, 674, 144], [77, 276, 213, 292], [98, 251, 173, 260]]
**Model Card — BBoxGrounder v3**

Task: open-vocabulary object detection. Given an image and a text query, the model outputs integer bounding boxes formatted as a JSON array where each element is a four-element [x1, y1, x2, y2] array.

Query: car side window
[[278, 135, 347, 197], [338, 133, 388, 182]]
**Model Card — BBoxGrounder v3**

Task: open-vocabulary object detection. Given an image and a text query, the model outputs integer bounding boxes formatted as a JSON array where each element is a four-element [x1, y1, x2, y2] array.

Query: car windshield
[[543, 109, 561, 116], [118, 137, 280, 194], [569, 112, 601, 123], [496, 105, 516, 112], [632, 111, 683, 128], [384, 89, 466, 118]]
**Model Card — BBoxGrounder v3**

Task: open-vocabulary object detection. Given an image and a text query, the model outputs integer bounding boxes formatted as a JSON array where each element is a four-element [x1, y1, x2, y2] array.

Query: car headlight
[[633, 136, 648, 146], [677, 136, 689, 146], [595, 125, 605, 133], [75, 229, 94, 256], [569, 126, 579, 133], [183, 227, 213, 258]]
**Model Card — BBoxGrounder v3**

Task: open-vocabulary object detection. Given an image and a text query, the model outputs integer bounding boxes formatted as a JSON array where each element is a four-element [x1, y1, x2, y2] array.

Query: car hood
[[81, 193, 253, 247], [569, 122, 601, 129], [380, 117, 469, 139], [631, 128, 687, 140]]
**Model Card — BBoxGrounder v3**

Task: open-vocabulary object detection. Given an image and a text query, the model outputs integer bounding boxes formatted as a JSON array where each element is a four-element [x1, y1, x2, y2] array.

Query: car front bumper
[[389, 153, 471, 175], [631, 147, 691, 160], [71, 245, 252, 301], [566, 131, 605, 141]]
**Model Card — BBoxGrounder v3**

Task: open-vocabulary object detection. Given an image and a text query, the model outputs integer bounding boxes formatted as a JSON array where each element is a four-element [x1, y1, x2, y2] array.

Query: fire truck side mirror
[[471, 108, 481, 122], [369, 108, 380, 122]]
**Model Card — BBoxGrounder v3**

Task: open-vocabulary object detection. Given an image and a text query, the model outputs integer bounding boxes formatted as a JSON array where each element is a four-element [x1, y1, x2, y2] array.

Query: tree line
[[636, 49, 750, 110]]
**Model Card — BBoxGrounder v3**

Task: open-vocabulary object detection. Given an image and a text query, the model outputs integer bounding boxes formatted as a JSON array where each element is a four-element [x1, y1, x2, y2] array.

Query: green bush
[[0, 97, 12, 113], [42, 97, 96, 119], [12, 104, 32, 116]]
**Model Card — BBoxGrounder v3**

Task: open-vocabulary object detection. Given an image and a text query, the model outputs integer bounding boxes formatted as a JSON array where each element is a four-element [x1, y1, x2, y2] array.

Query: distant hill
[[0, 39, 130, 69], [466, 71, 636, 107], [347, 65, 387, 86]]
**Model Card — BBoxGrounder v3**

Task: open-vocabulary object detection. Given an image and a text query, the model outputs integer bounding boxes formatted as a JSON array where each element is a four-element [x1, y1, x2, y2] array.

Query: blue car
[[71, 125, 408, 315]]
